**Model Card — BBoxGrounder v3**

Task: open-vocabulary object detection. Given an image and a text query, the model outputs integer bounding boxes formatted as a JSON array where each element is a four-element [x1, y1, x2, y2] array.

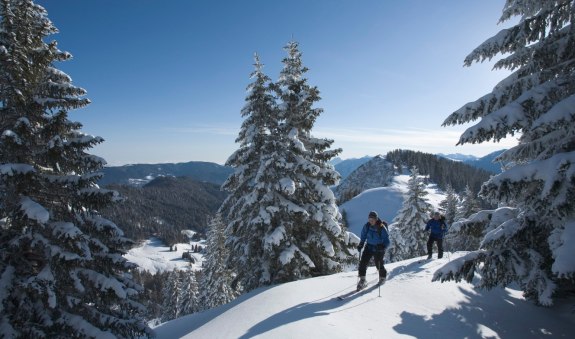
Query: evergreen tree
[[266, 40, 352, 282], [0, 1, 150, 337], [222, 42, 353, 291], [436, 0, 575, 305], [387, 167, 433, 261], [200, 214, 237, 310], [160, 270, 180, 322], [439, 184, 459, 225], [177, 270, 199, 317], [219, 53, 279, 290], [456, 184, 481, 220]]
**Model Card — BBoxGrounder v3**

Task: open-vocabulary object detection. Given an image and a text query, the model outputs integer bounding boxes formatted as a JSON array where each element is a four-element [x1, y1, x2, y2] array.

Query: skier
[[424, 211, 447, 259], [356, 211, 390, 290]]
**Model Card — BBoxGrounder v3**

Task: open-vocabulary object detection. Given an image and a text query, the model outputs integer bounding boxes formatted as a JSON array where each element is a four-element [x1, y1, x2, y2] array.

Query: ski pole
[[357, 248, 362, 286], [377, 259, 381, 298]]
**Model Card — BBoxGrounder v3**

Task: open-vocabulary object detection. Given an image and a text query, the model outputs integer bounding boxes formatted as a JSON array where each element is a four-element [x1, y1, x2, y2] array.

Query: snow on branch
[[20, 196, 49, 224], [487, 150, 575, 201], [550, 220, 575, 278], [0, 163, 35, 176], [433, 250, 486, 283]]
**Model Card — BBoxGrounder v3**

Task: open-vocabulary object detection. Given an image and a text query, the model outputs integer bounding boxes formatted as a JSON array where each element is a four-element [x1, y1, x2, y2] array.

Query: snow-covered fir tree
[[222, 42, 353, 291], [436, 0, 575, 305], [219, 53, 281, 290], [161, 270, 181, 322], [456, 184, 481, 220], [0, 1, 151, 337], [200, 214, 237, 310], [439, 184, 459, 225], [267, 40, 352, 282], [387, 167, 433, 261], [178, 270, 200, 317]]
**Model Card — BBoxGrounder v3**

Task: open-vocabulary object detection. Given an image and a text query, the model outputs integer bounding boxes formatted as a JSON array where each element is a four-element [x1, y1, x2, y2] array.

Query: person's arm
[[357, 224, 367, 250], [424, 219, 431, 232]]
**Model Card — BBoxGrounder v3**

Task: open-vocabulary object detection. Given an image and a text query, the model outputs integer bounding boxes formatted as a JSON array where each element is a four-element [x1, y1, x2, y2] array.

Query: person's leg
[[375, 251, 387, 279], [437, 238, 444, 258], [426, 236, 433, 259], [358, 249, 371, 277]]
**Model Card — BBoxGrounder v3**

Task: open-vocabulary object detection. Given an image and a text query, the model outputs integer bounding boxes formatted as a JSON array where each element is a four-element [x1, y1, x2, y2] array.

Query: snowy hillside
[[340, 175, 446, 235], [153, 253, 575, 338]]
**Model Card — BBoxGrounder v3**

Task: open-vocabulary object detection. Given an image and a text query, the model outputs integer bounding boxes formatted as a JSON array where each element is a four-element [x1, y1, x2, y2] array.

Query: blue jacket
[[425, 218, 447, 238], [359, 219, 390, 251]]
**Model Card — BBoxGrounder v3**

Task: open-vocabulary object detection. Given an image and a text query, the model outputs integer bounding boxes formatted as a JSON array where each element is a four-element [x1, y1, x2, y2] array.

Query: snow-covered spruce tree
[[387, 167, 433, 261], [222, 42, 353, 291], [435, 0, 575, 305], [456, 184, 481, 220], [177, 269, 199, 317], [200, 214, 237, 310], [439, 184, 459, 225], [0, 1, 150, 337], [160, 270, 181, 322], [267, 40, 352, 282], [219, 53, 280, 291]]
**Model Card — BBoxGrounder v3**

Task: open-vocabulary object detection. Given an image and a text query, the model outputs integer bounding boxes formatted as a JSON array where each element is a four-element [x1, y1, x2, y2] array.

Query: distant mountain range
[[97, 149, 506, 189], [437, 150, 506, 174], [99, 161, 233, 187]]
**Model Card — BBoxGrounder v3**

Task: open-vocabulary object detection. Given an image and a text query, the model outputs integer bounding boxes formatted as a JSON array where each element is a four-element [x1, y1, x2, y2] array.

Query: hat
[[368, 211, 378, 219]]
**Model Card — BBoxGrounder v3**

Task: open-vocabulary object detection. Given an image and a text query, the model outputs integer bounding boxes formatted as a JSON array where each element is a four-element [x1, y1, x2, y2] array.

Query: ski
[[336, 279, 380, 300]]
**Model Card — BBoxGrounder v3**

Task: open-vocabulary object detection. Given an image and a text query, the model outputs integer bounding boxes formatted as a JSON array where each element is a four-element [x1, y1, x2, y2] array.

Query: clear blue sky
[[36, 0, 515, 166]]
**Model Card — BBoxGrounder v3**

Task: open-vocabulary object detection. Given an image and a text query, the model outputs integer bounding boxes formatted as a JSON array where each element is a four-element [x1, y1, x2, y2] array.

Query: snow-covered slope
[[340, 175, 446, 235], [153, 253, 575, 338]]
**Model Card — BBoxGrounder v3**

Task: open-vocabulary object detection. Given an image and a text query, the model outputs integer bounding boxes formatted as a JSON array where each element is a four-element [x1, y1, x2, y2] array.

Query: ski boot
[[357, 276, 367, 291]]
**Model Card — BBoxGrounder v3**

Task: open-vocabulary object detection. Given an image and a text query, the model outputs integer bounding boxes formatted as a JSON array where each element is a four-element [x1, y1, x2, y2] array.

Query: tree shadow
[[393, 286, 573, 338], [237, 285, 377, 339]]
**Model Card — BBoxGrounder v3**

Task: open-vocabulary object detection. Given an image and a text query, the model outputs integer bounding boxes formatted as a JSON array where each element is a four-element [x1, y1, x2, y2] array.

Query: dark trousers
[[427, 235, 443, 258], [358, 247, 387, 278]]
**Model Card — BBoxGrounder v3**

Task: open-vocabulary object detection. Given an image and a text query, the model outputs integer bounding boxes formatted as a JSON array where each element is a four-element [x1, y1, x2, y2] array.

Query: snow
[[552, 220, 575, 278], [124, 237, 203, 275], [20, 196, 49, 224], [0, 163, 35, 176], [153, 253, 575, 338]]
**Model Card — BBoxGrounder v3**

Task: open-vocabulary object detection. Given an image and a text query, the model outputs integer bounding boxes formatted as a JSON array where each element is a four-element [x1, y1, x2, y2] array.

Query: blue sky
[[36, 0, 515, 166]]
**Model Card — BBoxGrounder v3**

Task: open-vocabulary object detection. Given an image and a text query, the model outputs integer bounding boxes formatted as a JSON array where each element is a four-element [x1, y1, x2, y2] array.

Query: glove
[[357, 243, 364, 251]]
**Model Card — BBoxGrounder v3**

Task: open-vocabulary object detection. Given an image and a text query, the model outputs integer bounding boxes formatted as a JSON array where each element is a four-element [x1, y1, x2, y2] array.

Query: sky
[[35, 0, 518, 166]]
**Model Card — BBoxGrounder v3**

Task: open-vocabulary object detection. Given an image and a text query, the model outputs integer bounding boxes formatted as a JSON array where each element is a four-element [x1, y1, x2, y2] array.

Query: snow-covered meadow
[[125, 232, 205, 274]]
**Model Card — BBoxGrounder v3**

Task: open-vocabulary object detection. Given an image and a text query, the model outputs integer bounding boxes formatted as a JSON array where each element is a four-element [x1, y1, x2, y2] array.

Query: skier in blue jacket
[[356, 211, 390, 290], [425, 211, 448, 259]]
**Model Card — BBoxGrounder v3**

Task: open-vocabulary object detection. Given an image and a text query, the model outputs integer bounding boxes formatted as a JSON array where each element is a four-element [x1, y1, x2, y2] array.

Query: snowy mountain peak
[[334, 156, 395, 203]]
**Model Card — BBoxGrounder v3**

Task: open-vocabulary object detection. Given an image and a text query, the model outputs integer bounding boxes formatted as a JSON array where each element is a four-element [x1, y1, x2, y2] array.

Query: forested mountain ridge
[[100, 176, 227, 246], [385, 149, 493, 193], [99, 161, 233, 186]]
